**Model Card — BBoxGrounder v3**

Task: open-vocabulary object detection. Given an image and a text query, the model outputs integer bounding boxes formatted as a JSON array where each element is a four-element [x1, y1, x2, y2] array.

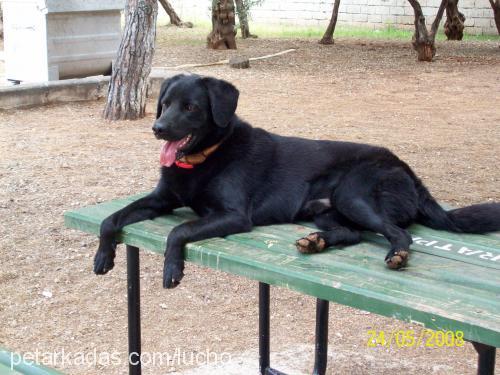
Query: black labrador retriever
[[94, 74, 500, 288]]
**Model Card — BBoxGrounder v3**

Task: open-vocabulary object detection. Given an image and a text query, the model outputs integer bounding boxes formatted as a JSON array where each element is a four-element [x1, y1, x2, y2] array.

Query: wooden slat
[[64, 195, 500, 348]]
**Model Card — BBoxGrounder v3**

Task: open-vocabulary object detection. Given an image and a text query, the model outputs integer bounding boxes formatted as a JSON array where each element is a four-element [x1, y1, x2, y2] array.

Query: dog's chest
[[165, 169, 214, 208]]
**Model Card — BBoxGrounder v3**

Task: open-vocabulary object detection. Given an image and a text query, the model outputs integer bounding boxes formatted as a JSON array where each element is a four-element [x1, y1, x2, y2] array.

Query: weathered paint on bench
[[64, 194, 500, 348]]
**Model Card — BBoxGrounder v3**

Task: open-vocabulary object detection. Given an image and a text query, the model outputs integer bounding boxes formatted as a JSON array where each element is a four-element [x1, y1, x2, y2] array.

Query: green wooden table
[[64, 194, 500, 375], [0, 348, 63, 375]]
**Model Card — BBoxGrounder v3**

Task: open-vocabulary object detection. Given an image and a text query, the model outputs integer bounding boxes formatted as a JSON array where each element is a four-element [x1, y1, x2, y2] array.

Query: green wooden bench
[[0, 347, 63, 375], [64, 194, 500, 375]]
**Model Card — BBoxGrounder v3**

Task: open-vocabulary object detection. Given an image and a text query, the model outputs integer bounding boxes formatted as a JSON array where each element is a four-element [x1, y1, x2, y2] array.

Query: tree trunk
[[408, 0, 447, 61], [490, 0, 500, 34], [0, 3, 3, 39], [444, 0, 465, 40], [235, 0, 256, 39], [103, 0, 158, 121], [158, 0, 192, 28], [319, 0, 341, 45], [207, 0, 237, 49]]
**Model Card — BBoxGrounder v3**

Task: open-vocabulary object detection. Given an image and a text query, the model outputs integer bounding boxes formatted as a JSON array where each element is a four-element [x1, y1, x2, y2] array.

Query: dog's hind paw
[[93, 248, 116, 274], [163, 261, 184, 289], [296, 233, 326, 254], [385, 249, 409, 269]]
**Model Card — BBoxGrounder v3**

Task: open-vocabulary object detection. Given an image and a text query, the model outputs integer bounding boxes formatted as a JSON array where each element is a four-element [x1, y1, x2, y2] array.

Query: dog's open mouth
[[160, 134, 193, 167]]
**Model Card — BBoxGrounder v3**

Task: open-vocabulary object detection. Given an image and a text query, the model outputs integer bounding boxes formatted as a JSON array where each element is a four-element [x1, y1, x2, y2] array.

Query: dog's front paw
[[296, 233, 326, 254], [93, 244, 116, 275], [163, 260, 184, 289], [385, 249, 409, 269]]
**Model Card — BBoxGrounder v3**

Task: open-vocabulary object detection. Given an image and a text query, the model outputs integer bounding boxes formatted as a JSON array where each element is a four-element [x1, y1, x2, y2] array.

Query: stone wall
[[167, 0, 498, 35]]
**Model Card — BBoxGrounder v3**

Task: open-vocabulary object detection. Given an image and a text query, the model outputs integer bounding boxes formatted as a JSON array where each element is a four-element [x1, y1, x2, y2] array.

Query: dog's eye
[[185, 104, 197, 112], [163, 101, 171, 109]]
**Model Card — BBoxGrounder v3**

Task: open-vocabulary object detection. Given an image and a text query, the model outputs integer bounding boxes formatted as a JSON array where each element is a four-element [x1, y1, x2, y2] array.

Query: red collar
[[172, 141, 223, 170], [175, 160, 194, 169]]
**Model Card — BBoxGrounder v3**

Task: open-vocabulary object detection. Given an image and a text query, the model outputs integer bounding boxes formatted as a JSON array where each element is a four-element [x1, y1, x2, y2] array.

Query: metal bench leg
[[127, 245, 141, 375], [259, 282, 270, 375], [258, 282, 286, 375], [472, 342, 496, 375], [313, 299, 329, 375]]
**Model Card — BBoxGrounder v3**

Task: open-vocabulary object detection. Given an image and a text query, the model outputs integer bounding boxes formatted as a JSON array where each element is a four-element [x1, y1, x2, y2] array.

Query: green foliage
[[234, 0, 265, 25], [239, 0, 265, 15], [159, 21, 499, 43], [209, 0, 265, 14]]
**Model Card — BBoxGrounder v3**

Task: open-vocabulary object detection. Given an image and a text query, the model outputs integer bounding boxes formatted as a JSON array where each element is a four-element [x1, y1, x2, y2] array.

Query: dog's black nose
[[152, 123, 165, 135]]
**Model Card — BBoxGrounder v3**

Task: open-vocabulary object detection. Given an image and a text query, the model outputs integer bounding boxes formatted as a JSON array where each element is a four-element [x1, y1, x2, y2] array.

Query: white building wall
[[167, 0, 498, 36]]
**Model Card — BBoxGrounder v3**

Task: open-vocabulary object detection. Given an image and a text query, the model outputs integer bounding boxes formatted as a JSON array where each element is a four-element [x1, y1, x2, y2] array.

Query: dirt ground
[[1, 26, 499, 374]]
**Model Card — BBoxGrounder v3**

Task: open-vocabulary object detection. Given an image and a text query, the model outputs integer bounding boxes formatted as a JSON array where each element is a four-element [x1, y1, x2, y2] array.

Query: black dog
[[94, 74, 500, 288]]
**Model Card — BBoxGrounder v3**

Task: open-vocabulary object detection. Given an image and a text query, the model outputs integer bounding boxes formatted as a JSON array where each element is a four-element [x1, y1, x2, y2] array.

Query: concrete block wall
[[167, 0, 498, 35]]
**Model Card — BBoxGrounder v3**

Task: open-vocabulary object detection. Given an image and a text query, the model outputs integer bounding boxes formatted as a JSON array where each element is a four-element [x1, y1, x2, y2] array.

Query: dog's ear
[[156, 74, 184, 119], [202, 77, 239, 127]]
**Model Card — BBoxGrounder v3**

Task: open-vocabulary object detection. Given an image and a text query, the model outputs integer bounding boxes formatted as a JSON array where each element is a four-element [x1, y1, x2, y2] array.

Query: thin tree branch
[[154, 48, 296, 70], [320, 0, 341, 44], [431, 0, 448, 37], [407, 0, 422, 13]]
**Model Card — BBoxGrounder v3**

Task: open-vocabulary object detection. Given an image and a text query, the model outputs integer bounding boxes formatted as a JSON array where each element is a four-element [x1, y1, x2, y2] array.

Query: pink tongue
[[160, 140, 184, 167]]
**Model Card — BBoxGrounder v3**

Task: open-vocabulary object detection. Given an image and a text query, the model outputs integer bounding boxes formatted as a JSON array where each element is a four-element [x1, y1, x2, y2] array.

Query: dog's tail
[[416, 183, 500, 234]]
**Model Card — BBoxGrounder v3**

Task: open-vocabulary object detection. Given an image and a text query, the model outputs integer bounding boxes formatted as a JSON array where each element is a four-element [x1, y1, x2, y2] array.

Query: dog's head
[[153, 74, 239, 167]]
